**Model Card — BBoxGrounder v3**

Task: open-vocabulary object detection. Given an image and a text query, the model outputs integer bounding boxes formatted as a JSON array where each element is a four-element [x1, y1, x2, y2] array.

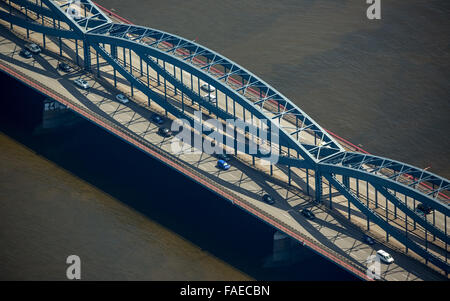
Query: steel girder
[[374, 185, 449, 245], [320, 152, 450, 214], [2, 0, 449, 273], [326, 174, 449, 274], [85, 30, 339, 166], [134, 51, 311, 166], [42, 0, 111, 33], [7, 0, 61, 20], [86, 23, 345, 164], [93, 42, 304, 167], [0, 9, 77, 38]]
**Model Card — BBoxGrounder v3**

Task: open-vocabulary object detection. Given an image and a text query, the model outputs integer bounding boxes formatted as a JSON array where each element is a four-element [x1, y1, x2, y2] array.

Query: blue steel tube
[[83, 40, 90, 71], [315, 170, 322, 202]]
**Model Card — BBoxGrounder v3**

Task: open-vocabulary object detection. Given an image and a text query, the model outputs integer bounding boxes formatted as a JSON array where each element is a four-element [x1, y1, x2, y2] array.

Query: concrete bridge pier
[[34, 98, 83, 134], [263, 231, 312, 268]]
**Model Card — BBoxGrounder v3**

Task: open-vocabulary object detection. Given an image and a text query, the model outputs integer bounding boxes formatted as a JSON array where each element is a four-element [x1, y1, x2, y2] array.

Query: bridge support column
[[366, 181, 370, 230], [40, 11, 45, 49], [129, 50, 134, 97], [35, 99, 83, 133], [58, 21, 62, 56], [445, 216, 448, 263], [83, 41, 91, 71], [375, 189, 378, 208], [306, 169, 310, 196], [315, 171, 322, 202], [432, 211, 436, 241], [356, 179, 359, 196], [123, 48, 127, 67], [342, 175, 350, 187], [157, 59, 161, 86], [405, 197, 408, 254], [9, 0, 12, 30], [25, 8, 29, 38], [173, 65, 177, 95], [288, 165, 291, 185], [96, 50, 100, 77], [264, 231, 307, 267], [181, 69, 184, 112], [225, 95, 228, 113], [111, 45, 118, 87], [329, 180, 332, 209], [386, 196, 389, 242], [129, 49, 133, 73], [215, 89, 219, 111], [234, 126, 238, 156], [343, 176, 350, 219]]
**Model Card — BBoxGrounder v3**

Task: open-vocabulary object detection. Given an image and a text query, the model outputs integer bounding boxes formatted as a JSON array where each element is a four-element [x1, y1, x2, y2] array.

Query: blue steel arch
[[2, 0, 449, 274], [86, 24, 346, 163]]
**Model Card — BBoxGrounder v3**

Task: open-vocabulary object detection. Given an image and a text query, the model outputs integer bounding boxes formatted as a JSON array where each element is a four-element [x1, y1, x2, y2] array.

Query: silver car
[[74, 78, 90, 89], [202, 93, 216, 103], [24, 43, 41, 54], [116, 93, 129, 104], [201, 83, 215, 93]]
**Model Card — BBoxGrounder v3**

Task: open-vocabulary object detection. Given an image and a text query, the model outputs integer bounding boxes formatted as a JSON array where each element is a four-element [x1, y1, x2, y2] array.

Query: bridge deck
[[0, 3, 447, 281]]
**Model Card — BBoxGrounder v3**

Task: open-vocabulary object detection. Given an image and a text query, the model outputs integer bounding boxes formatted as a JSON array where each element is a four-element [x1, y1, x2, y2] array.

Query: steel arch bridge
[[1, 0, 449, 275]]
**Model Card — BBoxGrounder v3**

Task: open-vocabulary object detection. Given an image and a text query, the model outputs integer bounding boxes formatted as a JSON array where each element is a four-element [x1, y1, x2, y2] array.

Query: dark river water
[[1, 0, 449, 280]]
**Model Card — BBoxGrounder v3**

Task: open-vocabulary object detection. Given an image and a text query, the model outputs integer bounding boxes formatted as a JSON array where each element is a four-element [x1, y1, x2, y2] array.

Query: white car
[[116, 93, 129, 104], [377, 250, 394, 264], [24, 43, 41, 54], [201, 83, 215, 93], [74, 78, 90, 89], [202, 93, 216, 103]]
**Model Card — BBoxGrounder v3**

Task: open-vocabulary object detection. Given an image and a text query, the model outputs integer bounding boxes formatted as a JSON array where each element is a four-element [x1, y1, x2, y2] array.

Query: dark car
[[415, 208, 425, 219], [301, 208, 315, 220], [262, 194, 275, 205], [417, 204, 433, 215], [19, 49, 32, 59], [158, 127, 172, 137], [152, 114, 164, 125], [58, 62, 72, 72], [364, 234, 375, 245], [216, 153, 231, 162]]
